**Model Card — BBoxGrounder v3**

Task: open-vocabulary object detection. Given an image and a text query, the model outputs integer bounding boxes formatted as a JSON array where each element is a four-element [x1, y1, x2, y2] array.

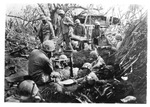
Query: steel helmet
[[41, 15, 47, 20], [75, 19, 80, 24], [46, 17, 51, 21], [115, 34, 122, 41], [41, 15, 51, 21], [57, 9, 65, 15], [94, 21, 100, 26], [59, 54, 68, 61], [82, 62, 92, 69], [90, 50, 98, 58], [42, 40, 55, 52], [19, 80, 39, 96]]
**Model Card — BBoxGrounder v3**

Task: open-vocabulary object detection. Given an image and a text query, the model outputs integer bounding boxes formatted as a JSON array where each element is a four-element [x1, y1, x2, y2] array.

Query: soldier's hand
[[35, 36, 39, 40]]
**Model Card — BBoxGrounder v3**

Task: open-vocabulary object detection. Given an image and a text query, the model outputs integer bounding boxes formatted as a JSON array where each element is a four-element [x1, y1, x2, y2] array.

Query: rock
[[120, 96, 136, 103], [5, 69, 28, 83], [5, 95, 20, 102]]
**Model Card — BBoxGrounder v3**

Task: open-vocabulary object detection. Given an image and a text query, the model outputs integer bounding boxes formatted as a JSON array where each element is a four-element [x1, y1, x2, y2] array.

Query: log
[[7, 15, 40, 23]]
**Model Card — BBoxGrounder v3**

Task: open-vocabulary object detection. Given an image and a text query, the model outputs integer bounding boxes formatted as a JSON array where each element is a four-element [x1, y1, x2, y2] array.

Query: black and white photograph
[[4, 0, 147, 104]]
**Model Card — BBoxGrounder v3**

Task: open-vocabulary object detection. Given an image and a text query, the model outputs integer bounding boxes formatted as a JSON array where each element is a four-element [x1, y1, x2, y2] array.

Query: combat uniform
[[28, 49, 53, 85], [74, 23, 86, 50], [38, 21, 55, 43], [60, 16, 74, 50], [92, 28, 101, 46]]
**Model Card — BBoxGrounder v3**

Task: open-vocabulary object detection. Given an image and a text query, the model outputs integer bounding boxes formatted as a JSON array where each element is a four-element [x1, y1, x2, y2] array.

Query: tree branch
[[6, 15, 41, 23], [37, 3, 47, 16]]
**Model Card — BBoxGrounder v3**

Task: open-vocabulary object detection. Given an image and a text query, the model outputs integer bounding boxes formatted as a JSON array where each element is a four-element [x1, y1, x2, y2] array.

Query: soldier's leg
[[64, 34, 73, 50], [31, 70, 50, 86], [43, 34, 50, 42]]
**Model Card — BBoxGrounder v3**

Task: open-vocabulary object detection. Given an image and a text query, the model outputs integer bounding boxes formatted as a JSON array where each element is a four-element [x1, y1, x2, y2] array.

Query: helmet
[[94, 21, 100, 26], [42, 40, 55, 52], [46, 17, 51, 21], [41, 15, 47, 20], [19, 80, 39, 96], [57, 9, 65, 15], [75, 19, 80, 24], [82, 62, 92, 69], [41, 15, 51, 21], [115, 34, 122, 41], [59, 54, 68, 61], [90, 51, 98, 58]]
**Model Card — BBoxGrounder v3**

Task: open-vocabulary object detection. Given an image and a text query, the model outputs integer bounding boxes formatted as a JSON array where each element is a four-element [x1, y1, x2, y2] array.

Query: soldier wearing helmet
[[57, 9, 74, 50], [74, 19, 85, 37], [37, 15, 55, 43], [115, 34, 122, 42], [114, 34, 123, 50], [92, 21, 102, 49], [53, 54, 69, 69], [73, 19, 86, 50], [58, 55, 69, 68], [59, 54, 68, 61], [28, 40, 55, 85]]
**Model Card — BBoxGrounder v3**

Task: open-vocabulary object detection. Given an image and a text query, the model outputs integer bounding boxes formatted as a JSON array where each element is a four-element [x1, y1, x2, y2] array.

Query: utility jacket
[[74, 24, 85, 37], [28, 49, 53, 81]]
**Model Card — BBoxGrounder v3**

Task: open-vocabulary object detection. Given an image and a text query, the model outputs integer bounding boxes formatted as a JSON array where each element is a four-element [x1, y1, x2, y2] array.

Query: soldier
[[91, 21, 101, 49], [74, 19, 85, 37], [57, 9, 74, 51], [37, 16, 55, 43], [74, 19, 86, 50], [28, 40, 55, 86], [114, 34, 123, 50]]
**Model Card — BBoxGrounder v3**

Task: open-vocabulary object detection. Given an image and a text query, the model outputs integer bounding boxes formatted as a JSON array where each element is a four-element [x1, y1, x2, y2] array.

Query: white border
[[1, 0, 149, 106]]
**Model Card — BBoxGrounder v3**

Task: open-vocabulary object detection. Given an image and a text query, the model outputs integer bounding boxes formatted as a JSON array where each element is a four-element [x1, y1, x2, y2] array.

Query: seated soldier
[[28, 40, 55, 86], [114, 34, 123, 50]]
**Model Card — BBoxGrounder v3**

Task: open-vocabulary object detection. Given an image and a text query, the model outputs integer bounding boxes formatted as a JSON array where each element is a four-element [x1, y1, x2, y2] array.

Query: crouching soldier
[[28, 40, 55, 86]]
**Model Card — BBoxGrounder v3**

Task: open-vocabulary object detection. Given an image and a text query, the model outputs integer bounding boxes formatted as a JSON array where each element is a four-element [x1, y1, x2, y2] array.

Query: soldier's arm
[[82, 25, 86, 37], [74, 27, 77, 35], [44, 58, 53, 75], [91, 29, 95, 38], [37, 24, 42, 38], [69, 26, 74, 37], [49, 22, 55, 39]]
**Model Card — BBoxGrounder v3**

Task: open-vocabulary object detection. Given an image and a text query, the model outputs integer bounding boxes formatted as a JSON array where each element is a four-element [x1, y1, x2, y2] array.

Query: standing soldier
[[91, 21, 101, 49], [57, 9, 74, 51], [37, 15, 55, 43], [74, 19, 86, 50]]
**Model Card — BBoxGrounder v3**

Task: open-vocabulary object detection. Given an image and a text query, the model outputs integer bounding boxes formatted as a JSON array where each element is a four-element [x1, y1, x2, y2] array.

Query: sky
[[5, 3, 147, 21]]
